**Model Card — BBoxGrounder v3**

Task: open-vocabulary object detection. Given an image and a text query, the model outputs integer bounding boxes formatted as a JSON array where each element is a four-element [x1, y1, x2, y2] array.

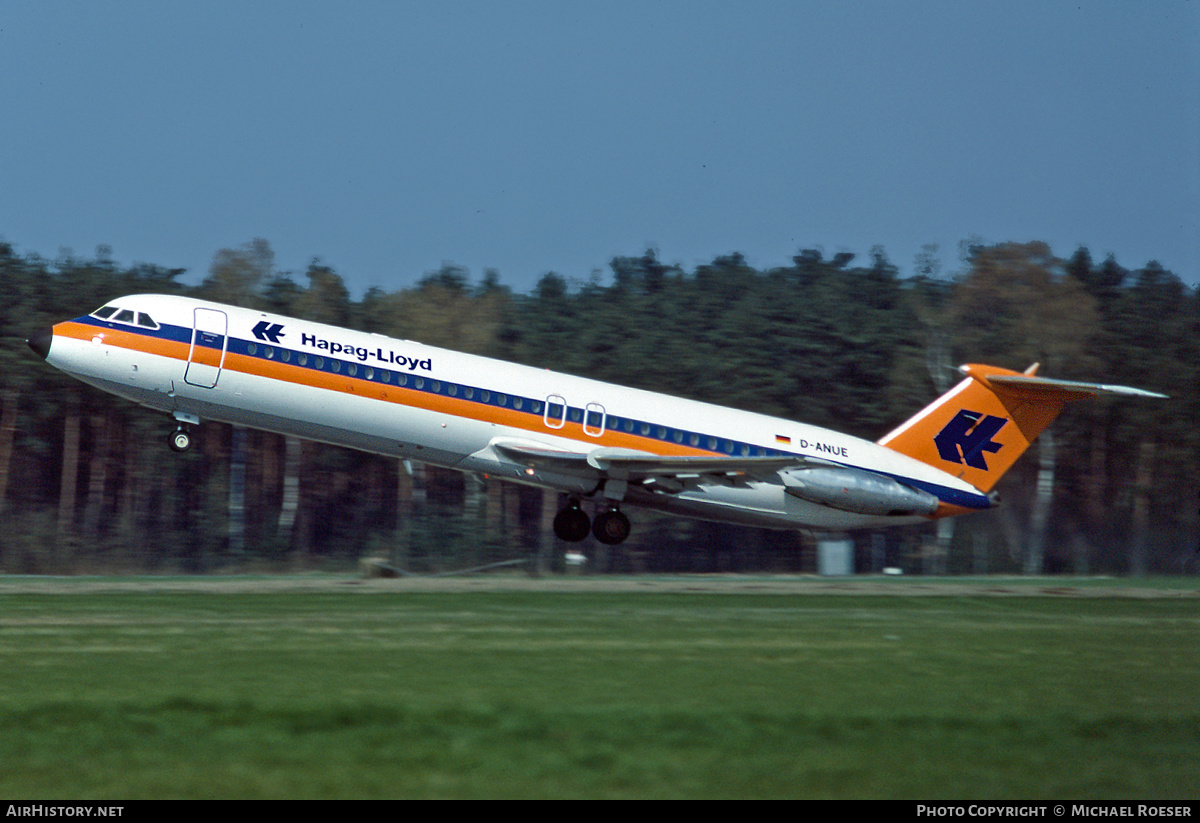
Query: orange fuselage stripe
[[55, 320, 717, 459]]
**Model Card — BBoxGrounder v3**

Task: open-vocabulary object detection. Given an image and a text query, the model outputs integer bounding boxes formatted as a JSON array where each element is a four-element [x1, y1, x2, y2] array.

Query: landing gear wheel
[[553, 504, 591, 542], [592, 509, 631, 545], [168, 427, 192, 453]]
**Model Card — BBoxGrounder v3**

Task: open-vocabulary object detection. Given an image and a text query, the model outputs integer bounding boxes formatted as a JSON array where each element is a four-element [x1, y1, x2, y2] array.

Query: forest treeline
[[0, 238, 1196, 575]]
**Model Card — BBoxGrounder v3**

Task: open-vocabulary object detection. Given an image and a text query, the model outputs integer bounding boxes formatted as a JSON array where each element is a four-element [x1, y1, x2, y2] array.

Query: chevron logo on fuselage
[[252, 321, 285, 343]]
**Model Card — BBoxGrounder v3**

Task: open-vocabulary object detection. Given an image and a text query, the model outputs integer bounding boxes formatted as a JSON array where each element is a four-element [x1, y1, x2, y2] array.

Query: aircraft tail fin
[[877, 363, 1166, 493]]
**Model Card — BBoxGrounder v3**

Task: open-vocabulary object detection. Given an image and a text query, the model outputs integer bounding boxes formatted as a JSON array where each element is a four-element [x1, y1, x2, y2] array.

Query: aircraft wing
[[489, 438, 813, 490], [486, 438, 944, 515]]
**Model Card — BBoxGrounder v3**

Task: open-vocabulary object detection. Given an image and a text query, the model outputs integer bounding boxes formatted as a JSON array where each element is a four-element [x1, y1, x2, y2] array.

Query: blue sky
[[2, 1, 1197, 294]]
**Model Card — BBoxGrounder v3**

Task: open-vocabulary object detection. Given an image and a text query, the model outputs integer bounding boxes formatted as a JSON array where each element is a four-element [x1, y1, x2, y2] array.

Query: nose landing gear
[[167, 411, 200, 454], [168, 426, 192, 453]]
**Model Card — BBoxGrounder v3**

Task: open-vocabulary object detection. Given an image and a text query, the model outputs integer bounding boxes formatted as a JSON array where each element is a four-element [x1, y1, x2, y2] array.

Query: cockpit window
[[90, 304, 160, 329]]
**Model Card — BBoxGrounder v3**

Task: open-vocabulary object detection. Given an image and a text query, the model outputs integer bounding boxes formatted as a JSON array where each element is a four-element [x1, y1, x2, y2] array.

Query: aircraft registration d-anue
[[27, 294, 1165, 546]]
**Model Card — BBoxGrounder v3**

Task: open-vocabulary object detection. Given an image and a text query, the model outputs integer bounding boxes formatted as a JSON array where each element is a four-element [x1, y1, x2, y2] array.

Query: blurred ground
[[1, 574, 1197, 598]]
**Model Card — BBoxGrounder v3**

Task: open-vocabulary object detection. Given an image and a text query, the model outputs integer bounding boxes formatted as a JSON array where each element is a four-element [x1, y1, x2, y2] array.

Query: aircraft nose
[[26, 327, 53, 360]]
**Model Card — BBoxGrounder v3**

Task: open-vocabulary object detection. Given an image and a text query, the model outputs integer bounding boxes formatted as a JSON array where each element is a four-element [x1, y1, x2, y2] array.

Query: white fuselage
[[40, 294, 991, 531]]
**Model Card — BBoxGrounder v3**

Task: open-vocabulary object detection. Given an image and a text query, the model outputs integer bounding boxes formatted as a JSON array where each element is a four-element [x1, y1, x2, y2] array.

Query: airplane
[[26, 293, 1165, 546]]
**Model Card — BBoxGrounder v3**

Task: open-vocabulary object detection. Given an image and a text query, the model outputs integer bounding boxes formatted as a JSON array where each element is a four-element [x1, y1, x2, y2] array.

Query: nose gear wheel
[[168, 426, 192, 453]]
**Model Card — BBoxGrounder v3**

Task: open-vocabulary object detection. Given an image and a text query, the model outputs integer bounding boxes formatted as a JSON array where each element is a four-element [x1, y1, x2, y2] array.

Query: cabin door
[[184, 307, 229, 388]]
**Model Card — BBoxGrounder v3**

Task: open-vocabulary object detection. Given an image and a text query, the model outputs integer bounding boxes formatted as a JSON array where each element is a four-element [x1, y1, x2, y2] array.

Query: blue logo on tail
[[934, 410, 1007, 470]]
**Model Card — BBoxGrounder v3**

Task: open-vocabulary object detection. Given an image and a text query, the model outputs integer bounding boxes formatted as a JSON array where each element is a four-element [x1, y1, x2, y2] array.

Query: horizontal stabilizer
[[984, 373, 1168, 400], [879, 363, 1166, 495]]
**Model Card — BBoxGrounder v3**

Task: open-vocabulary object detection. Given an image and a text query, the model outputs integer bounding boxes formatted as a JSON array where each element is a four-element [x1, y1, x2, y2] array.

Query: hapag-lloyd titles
[[299, 331, 432, 371]]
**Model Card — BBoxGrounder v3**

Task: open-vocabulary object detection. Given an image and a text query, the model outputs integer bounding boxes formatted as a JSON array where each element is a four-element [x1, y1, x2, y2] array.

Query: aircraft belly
[[169, 368, 496, 466]]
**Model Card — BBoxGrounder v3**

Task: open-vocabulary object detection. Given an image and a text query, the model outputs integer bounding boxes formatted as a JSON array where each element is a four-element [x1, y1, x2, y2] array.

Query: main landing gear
[[553, 502, 591, 542], [592, 508, 631, 545], [553, 499, 631, 545]]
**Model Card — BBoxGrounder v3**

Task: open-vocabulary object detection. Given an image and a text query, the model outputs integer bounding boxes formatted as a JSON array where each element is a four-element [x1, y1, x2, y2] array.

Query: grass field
[[0, 575, 1196, 799]]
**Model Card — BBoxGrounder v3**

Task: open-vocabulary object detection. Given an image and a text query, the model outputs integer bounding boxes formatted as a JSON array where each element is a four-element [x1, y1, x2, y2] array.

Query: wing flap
[[588, 448, 806, 480], [489, 438, 811, 487]]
